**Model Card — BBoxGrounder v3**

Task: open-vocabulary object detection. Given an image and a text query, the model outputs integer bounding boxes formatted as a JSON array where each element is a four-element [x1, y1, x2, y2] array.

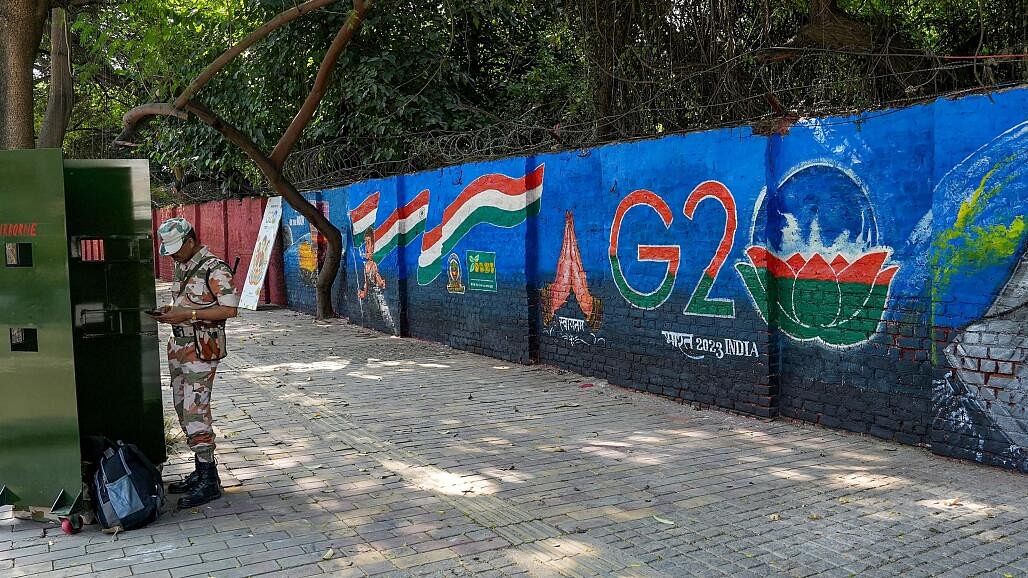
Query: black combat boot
[[168, 456, 201, 494], [176, 461, 222, 508]]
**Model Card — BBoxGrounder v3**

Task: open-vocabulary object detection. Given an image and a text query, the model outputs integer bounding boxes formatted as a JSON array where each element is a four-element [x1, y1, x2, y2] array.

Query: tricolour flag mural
[[371, 190, 430, 263], [348, 191, 379, 238], [417, 164, 545, 284]]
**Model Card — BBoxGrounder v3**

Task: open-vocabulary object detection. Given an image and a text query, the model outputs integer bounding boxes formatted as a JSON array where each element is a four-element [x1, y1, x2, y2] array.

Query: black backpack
[[91, 441, 165, 531]]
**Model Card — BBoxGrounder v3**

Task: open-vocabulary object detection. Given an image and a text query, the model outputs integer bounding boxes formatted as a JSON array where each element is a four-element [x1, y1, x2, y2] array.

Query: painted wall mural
[[738, 163, 900, 347], [541, 211, 604, 346], [281, 198, 330, 310], [349, 190, 430, 264], [347, 191, 397, 333], [281, 87, 1028, 472], [417, 165, 544, 285], [922, 119, 1028, 467]]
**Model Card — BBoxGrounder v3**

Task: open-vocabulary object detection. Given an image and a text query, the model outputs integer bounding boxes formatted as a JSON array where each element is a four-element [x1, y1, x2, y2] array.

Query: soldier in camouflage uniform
[[153, 218, 239, 508]]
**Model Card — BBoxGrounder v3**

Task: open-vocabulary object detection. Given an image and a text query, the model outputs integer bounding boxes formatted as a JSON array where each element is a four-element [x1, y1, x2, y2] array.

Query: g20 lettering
[[608, 182, 738, 317]]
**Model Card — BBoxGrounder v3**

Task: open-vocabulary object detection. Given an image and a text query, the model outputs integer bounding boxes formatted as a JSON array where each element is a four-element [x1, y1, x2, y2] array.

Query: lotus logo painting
[[736, 163, 899, 347]]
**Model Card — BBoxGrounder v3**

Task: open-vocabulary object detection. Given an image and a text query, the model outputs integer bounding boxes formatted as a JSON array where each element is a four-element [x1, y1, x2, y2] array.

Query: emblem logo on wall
[[467, 251, 497, 292], [446, 253, 465, 294], [736, 163, 899, 347], [541, 211, 603, 339]]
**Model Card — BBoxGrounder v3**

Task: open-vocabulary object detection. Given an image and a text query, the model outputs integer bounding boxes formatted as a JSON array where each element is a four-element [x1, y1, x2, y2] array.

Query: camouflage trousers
[[168, 335, 218, 463]]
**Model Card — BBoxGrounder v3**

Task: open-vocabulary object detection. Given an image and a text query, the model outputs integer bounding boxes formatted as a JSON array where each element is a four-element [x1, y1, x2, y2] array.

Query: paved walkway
[[4, 303, 1028, 577]]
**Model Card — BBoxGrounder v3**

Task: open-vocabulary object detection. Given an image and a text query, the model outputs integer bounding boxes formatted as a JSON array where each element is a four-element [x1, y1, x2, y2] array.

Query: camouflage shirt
[[170, 246, 239, 326]]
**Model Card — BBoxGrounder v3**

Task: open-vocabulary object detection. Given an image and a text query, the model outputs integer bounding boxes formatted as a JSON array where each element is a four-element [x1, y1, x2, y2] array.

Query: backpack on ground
[[91, 441, 165, 531]]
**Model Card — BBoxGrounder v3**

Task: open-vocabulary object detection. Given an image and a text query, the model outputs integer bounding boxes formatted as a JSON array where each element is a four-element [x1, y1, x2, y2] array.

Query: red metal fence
[[152, 197, 286, 305]]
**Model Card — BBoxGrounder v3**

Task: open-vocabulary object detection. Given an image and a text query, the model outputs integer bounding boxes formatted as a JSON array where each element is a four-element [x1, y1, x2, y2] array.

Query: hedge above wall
[[280, 87, 1028, 473]]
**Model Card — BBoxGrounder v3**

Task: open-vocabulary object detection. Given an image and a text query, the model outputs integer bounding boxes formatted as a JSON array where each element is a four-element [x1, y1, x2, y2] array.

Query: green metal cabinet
[[0, 150, 164, 516]]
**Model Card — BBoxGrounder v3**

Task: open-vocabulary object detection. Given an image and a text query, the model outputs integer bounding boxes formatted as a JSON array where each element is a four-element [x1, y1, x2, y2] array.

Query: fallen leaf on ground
[[653, 516, 675, 525], [768, 513, 782, 521], [945, 498, 962, 506], [322, 548, 335, 560], [808, 513, 822, 521]]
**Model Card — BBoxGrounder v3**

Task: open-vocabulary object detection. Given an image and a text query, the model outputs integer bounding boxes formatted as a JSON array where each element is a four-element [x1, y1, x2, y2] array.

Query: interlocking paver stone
[[2, 288, 1028, 576]]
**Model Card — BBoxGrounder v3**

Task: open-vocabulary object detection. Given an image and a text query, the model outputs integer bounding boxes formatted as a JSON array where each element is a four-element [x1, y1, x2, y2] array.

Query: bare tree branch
[[39, 7, 74, 148], [173, 0, 340, 109], [270, 0, 372, 168], [115, 103, 188, 145], [183, 101, 343, 320]]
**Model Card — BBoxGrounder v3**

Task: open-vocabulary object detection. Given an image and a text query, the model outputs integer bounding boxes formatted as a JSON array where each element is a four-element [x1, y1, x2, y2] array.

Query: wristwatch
[[191, 309, 197, 322]]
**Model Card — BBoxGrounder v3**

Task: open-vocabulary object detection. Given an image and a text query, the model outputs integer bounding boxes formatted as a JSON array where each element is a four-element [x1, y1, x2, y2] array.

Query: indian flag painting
[[349, 191, 379, 239], [417, 165, 545, 285], [371, 190, 430, 263]]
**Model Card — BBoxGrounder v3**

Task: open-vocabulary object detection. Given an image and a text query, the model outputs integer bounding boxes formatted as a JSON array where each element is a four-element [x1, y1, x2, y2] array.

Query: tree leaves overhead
[[59, 0, 1027, 202]]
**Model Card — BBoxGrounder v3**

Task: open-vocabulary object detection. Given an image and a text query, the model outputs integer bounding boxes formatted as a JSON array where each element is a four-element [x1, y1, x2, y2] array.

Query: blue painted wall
[[281, 87, 1028, 472]]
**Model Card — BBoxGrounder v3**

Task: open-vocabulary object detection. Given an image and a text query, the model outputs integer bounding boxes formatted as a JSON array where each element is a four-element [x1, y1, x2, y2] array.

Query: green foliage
[[55, 0, 1026, 201], [65, 0, 584, 195]]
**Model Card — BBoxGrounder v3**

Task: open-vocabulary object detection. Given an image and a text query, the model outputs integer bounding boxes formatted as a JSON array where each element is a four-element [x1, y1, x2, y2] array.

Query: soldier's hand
[[156, 306, 193, 325]]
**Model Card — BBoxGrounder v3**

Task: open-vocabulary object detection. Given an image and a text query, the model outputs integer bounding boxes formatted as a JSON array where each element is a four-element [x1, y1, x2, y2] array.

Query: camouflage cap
[[157, 217, 193, 256]]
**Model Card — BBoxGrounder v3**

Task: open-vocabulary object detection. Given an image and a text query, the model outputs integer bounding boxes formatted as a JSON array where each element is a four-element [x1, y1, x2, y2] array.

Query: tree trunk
[[181, 102, 342, 319], [0, 0, 50, 149], [39, 7, 73, 149], [272, 176, 342, 320], [118, 0, 371, 319]]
